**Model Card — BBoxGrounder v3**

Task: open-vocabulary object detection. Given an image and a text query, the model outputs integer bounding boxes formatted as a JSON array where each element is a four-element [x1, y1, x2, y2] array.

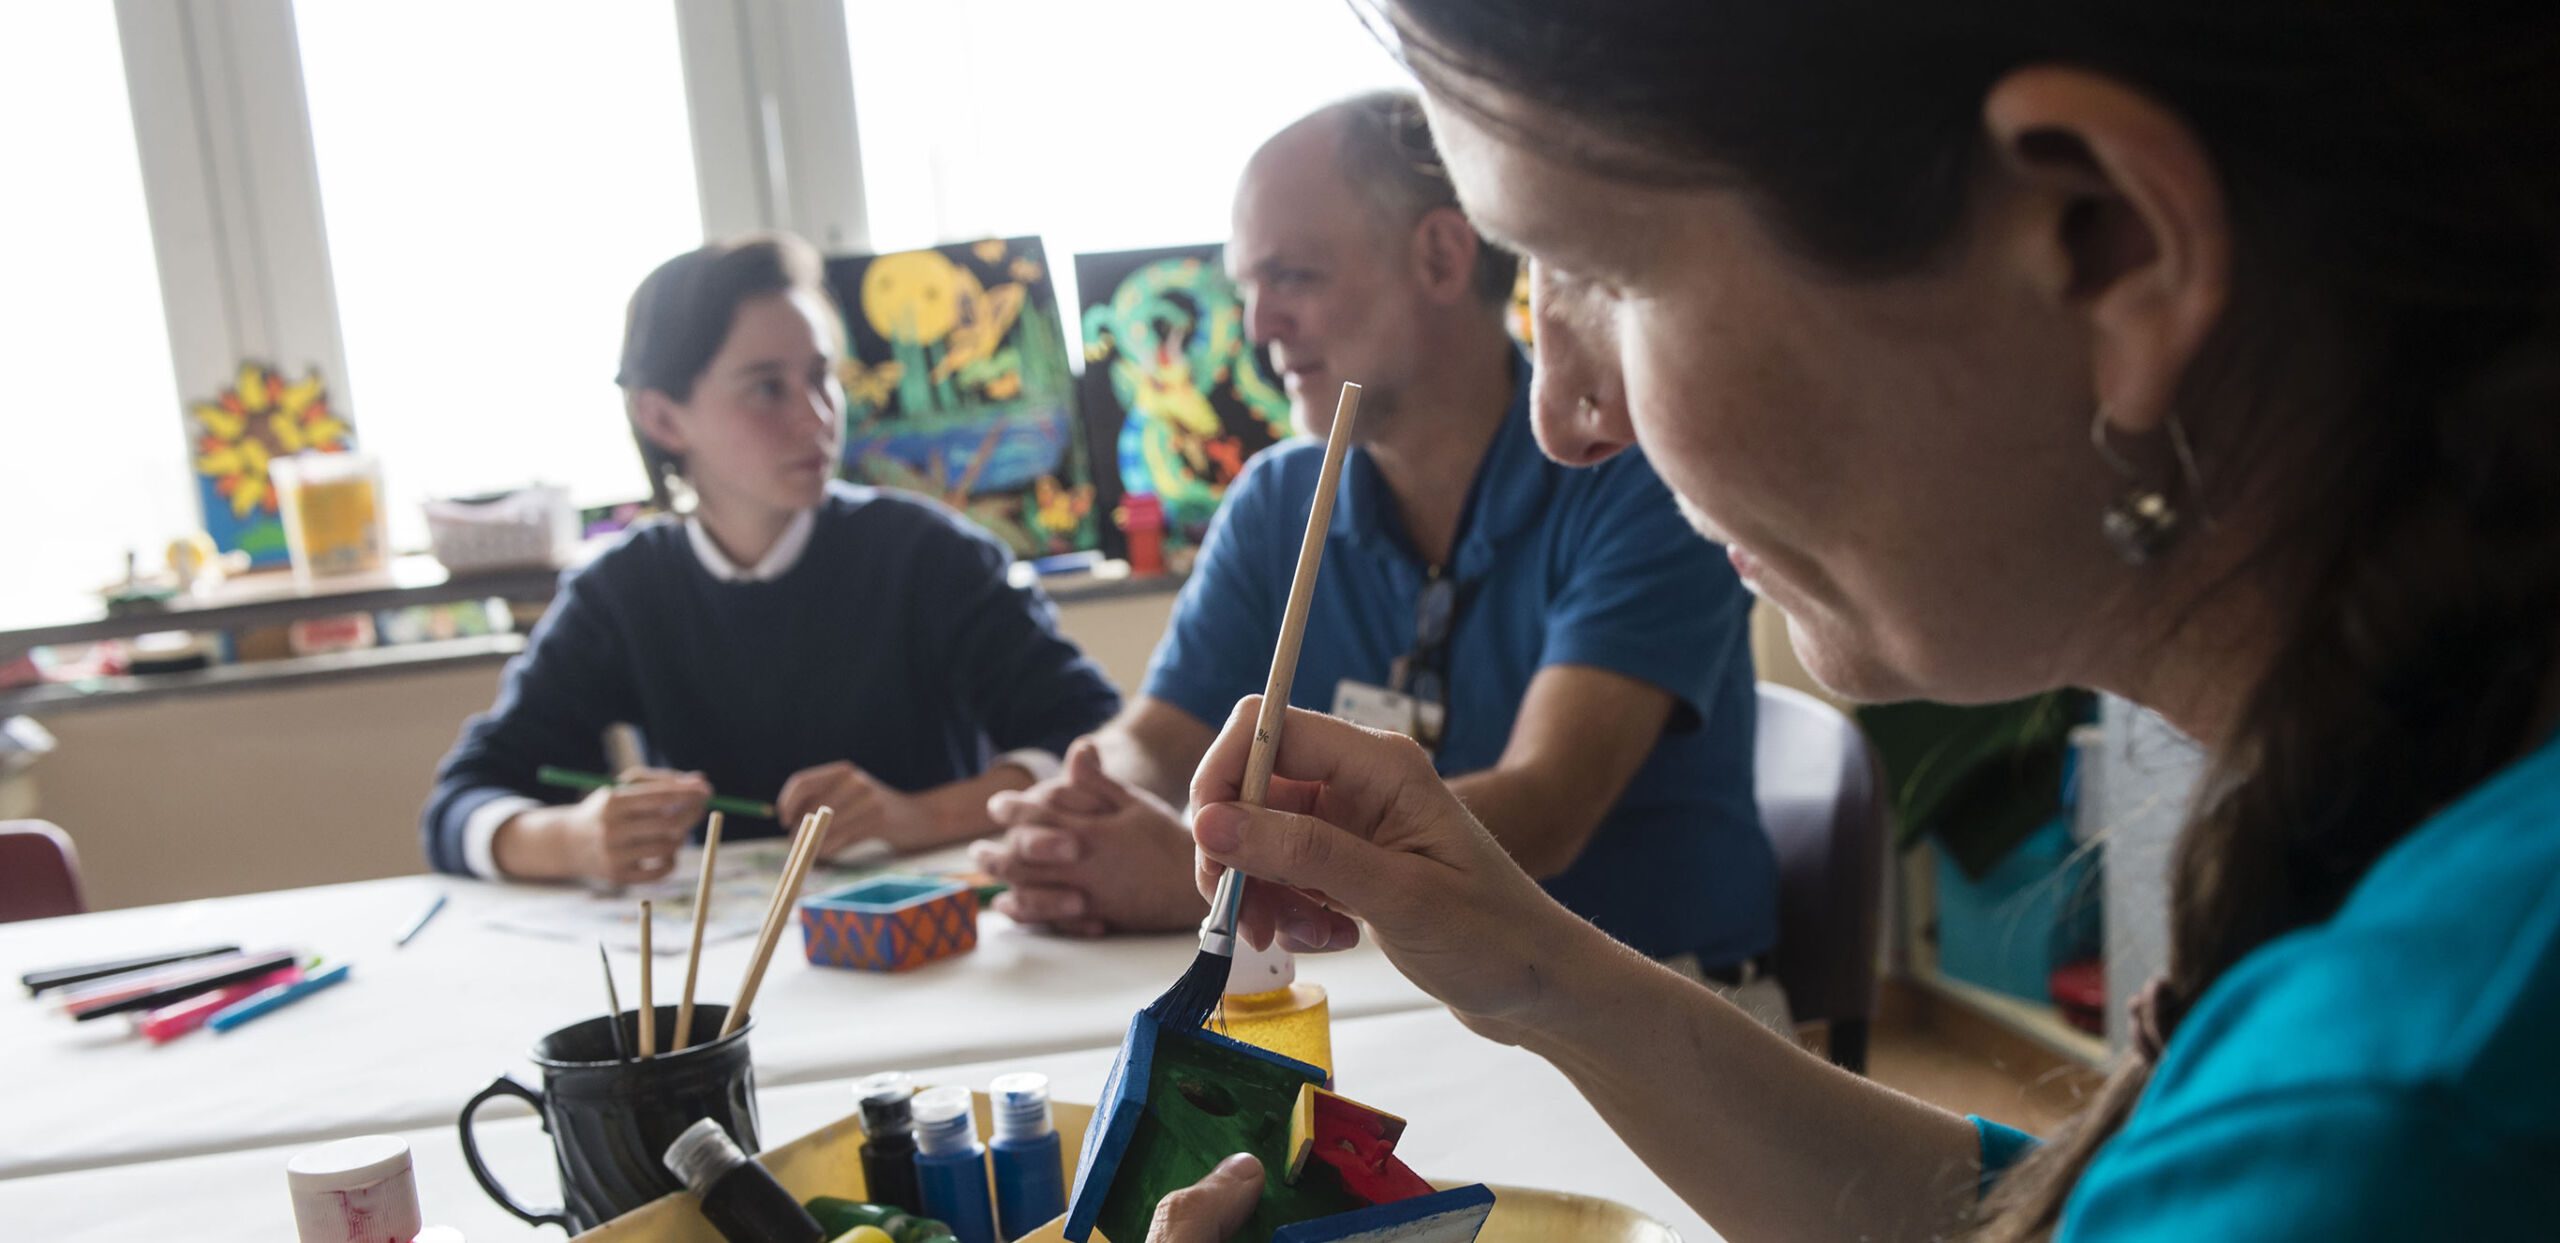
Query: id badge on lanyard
[[1333, 678, 1448, 743]]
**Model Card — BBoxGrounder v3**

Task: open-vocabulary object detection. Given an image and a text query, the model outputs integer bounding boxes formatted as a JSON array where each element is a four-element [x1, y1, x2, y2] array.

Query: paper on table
[[478, 839, 894, 954]]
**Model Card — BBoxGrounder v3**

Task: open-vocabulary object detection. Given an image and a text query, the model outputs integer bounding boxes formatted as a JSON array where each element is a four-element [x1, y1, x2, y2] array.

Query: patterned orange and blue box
[[797, 876, 979, 972]]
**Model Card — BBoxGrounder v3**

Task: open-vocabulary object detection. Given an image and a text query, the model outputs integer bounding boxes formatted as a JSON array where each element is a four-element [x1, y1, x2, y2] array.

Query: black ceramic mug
[[459, 1004, 760, 1232]]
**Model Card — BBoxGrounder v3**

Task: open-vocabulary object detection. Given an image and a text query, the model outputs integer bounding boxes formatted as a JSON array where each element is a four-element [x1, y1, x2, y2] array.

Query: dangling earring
[[2091, 408, 2206, 565]]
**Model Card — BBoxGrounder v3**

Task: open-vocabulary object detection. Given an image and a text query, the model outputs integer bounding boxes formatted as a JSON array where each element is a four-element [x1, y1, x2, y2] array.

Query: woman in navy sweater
[[423, 234, 1120, 884]]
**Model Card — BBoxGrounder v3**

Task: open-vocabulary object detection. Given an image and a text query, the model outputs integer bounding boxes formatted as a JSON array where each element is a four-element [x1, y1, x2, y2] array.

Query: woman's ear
[[1981, 66, 2231, 437], [630, 388, 691, 456]]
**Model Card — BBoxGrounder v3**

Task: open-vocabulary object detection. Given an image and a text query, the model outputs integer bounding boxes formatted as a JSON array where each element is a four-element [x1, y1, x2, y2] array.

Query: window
[[296, 0, 705, 547], [5, 0, 1401, 618], [846, 0, 1411, 337], [0, 5, 191, 624]]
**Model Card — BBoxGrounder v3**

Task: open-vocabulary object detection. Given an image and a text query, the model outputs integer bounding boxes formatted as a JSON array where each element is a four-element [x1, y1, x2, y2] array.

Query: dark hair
[[617, 233, 832, 509], [1370, 2, 2560, 1237], [1329, 89, 1520, 308]]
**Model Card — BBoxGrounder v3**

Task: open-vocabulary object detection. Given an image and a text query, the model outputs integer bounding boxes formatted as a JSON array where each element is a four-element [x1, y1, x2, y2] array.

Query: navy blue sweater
[[422, 484, 1122, 874]]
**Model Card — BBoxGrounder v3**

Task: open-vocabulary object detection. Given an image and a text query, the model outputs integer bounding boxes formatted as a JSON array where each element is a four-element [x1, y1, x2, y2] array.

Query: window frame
[[105, 0, 869, 560]]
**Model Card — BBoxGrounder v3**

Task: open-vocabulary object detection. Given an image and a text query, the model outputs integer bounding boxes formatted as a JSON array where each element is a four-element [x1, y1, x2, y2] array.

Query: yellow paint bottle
[[1211, 939, 1331, 1075]]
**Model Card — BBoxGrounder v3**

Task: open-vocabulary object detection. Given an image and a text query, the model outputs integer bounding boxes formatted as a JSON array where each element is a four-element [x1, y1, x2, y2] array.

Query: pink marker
[[138, 966, 302, 1043]]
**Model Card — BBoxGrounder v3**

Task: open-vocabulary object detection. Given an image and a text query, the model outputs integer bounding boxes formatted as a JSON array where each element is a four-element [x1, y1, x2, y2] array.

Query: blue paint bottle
[[910, 1085, 998, 1243], [987, 1073, 1066, 1240]]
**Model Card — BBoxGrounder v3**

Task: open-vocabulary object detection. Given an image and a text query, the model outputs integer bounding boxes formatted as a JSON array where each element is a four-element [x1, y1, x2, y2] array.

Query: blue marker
[[910, 1085, 997, 1243], [989, 1073, 1065, 1242], [209, 962, 351, 1033]]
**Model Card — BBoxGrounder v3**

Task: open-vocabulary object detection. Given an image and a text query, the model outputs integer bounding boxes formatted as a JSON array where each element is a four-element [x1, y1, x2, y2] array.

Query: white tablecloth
[[0, 1008, 1719, 1243], [0, 860, 1434, 1180]]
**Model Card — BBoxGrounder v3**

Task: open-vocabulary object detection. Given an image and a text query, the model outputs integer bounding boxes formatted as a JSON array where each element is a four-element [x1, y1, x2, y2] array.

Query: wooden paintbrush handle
[[636, 900, 655, 1058], [1241, 382, 1364, 806], [723, 807, 830, 1037], [674, 812, 723, 1050]]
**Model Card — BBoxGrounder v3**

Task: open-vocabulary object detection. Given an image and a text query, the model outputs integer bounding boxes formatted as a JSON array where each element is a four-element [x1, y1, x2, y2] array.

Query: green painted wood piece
[[1094, 1022, 1358, 1243]]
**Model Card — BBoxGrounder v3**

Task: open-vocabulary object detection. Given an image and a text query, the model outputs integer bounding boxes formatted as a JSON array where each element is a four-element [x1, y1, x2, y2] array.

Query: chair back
[[1753, 685, 1889, 1042], [0, 820, 85, 923]]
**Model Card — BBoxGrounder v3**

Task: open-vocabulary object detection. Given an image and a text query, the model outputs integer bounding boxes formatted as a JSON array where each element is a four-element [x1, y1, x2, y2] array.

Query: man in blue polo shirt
[[972, 91, 1775, 980]]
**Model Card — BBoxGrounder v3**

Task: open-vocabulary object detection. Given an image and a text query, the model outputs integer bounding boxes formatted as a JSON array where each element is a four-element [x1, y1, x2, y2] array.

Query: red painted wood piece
[[1288, 1087, 1434, 1206]]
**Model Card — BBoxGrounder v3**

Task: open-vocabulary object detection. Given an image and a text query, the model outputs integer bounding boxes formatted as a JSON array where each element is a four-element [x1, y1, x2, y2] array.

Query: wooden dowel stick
[[636, 900, 656, 1058], [717, 813, 809, 1038], [722, 807, 830, 1038], [674, 812, 724, 1050], [1240, 382, 1363, 806]]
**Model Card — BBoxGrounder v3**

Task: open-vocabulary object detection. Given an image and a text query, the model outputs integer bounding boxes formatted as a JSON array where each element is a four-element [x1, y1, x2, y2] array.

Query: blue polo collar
[[1331, 350, 1547, 578]]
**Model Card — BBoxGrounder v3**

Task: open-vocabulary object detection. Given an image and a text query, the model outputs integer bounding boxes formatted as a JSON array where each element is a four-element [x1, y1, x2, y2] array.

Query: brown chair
[[0, 820, 86, 923], [1754, 684, 1891, 1073]]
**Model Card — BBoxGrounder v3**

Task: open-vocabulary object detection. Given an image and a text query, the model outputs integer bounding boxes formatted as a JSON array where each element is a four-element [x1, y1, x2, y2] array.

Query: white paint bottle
[[286, 1135, 464, 1243]]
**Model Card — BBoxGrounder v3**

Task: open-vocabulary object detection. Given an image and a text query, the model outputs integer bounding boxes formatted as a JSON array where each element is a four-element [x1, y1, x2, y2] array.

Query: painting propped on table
[[827, 238, 1097, 557], [187, 362, 354, 567], [1074, 244, 1292, 572]]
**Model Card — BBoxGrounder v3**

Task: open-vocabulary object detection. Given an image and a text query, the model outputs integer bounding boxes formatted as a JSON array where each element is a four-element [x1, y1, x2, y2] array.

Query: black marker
[[22, 945, 241, 995]]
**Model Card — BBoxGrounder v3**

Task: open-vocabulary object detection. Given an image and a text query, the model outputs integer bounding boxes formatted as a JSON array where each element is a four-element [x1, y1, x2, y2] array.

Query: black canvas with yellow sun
[[825, 237, 1097, 558]]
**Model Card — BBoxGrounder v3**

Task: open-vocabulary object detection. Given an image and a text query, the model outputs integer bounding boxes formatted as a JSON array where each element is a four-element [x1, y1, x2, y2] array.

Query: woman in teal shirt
[[1142, 2, 2560, 1240]]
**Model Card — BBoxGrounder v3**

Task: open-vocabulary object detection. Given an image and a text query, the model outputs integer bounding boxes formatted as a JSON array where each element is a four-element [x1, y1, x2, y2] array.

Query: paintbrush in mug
[[536, 766, 777, 820], [1147, 380, 1363, 1033], [636, 899, 656, 1058], [598, 942, 629, 1064]]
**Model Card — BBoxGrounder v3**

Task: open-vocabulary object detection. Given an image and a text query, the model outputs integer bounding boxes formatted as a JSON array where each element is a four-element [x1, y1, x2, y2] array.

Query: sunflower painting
[[825, 238, 1097, 558], [189, 362, 353, 565]]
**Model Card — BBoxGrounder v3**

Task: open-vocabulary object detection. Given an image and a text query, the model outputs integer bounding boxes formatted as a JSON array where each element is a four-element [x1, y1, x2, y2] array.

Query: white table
[[0, 1009, 1719, 1243], [0, 857, 1434, 1180]]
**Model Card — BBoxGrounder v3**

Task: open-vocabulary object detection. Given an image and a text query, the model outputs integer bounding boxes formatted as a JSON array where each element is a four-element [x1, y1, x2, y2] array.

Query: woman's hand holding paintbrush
[[1138, 382, 1363, 1032], [1187, 698, 1569, 1032]]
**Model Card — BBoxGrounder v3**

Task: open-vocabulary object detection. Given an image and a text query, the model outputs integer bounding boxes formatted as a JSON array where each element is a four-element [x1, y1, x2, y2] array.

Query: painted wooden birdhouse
[[1064, 1012, 1491, 1243]]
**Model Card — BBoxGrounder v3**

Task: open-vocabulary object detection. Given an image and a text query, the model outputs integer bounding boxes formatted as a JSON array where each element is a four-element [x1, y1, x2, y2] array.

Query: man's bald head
[[1243, 90, 1518, 308]]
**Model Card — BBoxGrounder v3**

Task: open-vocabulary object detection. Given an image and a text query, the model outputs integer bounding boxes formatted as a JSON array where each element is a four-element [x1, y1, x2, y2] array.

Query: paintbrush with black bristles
[[1143, 380, 1364, 1033], [1063, 389, 1363, 1243], [598, 941, 630, 1063]]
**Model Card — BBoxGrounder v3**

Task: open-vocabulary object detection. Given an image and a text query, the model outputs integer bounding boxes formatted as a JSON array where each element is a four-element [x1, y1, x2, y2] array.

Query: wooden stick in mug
[[636, 899, 656, 1058], [674, 812, 724, 1050], [723, 806, 830, 1037]]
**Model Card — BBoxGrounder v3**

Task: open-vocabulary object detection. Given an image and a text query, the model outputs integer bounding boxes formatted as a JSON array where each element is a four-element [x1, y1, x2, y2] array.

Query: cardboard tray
[[573, 1093, 1680, 1242]]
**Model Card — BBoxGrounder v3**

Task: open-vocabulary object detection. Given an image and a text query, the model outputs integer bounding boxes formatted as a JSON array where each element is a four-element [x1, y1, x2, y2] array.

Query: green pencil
[[536, 766, 777, 820]]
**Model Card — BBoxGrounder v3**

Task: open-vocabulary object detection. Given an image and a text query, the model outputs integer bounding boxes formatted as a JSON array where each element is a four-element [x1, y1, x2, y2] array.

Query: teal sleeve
[[1973, 1116, 2041, 1197], [2061, 1087, 2559, 1239]]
